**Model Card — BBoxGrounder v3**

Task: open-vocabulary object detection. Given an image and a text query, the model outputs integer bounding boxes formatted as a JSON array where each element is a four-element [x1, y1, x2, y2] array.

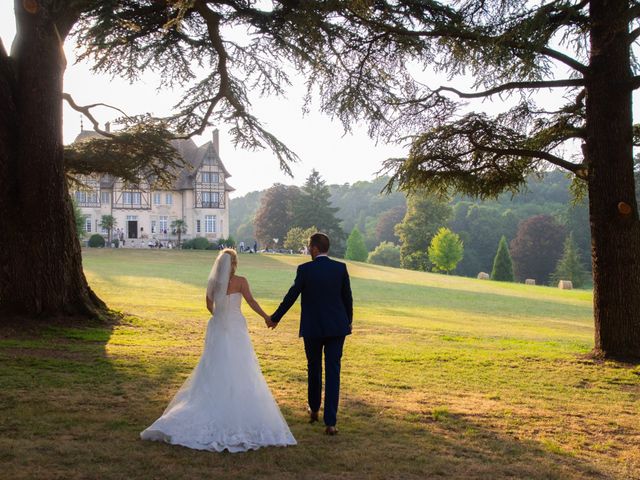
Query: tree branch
[[536, 47, 588, 73], [470, 140, 582, 174], [343, 11, 588, 74], [434, 78, 584, 99], [191, 0, 240, 137], [62, 93, 131, 138]]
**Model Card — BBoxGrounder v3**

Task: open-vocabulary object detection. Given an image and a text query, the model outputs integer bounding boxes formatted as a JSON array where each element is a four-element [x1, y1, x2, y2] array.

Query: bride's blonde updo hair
[[220, 248, 238, 276]]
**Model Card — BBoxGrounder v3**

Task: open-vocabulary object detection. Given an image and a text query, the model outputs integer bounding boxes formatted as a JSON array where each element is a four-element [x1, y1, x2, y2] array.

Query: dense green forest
[[230, 169, 620, 284]]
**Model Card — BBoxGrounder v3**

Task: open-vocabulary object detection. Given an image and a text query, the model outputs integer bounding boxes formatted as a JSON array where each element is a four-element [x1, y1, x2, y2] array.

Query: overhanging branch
[[471, 141, 582, 174], [62, 93, 132, 137], [191, 0, 241, 137], [435, 78, 584, 99]]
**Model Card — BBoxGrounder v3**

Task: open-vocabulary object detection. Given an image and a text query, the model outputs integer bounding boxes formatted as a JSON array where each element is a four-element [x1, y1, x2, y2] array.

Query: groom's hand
[[264, 316, 277, 329]]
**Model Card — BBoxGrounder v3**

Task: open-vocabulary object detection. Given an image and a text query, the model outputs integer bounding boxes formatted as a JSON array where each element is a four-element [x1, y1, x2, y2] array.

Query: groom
[[269, 232, 353, 435]]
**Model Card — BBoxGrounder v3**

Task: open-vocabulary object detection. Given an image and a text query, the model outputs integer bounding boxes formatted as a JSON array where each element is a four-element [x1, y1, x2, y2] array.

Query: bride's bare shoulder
[[231, 275, 248, 286]]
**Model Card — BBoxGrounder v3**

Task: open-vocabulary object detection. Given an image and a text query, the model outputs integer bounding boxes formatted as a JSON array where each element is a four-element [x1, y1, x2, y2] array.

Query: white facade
[[72, 130, 233, 247]]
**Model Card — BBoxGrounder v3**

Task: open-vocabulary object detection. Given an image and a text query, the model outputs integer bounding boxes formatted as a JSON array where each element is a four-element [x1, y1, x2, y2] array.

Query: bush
[[367, 242, 401, 267], [88, 234, 105, 248], [193, 237, 211, 250], [182, 237, 210, 250]]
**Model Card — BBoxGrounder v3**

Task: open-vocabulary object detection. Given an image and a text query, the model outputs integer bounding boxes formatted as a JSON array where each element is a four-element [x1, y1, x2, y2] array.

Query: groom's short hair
[[309, 233, 330, 253]]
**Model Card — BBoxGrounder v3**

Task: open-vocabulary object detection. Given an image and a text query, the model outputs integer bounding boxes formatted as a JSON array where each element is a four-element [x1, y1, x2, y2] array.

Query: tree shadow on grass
[[0, 315, 614, 480]]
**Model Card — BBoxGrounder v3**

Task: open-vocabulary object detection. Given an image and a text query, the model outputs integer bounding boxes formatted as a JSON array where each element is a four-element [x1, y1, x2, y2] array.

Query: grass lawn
[[1, 249, 639, 479]]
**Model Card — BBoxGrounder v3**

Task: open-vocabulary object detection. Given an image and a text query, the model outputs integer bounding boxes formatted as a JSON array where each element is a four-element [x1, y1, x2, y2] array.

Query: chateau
[[71, 129, 233, 246]]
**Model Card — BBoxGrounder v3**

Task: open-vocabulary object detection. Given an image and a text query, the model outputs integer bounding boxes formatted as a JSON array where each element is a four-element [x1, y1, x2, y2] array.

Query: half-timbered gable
[[194, 143, 230, 209]]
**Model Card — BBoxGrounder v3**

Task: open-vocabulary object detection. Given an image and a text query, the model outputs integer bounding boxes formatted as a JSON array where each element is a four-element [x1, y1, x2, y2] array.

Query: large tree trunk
[[0, 1, 106, 320], [586, 0, 640, 359]]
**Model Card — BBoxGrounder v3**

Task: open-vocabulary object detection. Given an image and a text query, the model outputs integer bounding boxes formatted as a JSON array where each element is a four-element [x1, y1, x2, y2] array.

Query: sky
[[2, 5, 636, 198]]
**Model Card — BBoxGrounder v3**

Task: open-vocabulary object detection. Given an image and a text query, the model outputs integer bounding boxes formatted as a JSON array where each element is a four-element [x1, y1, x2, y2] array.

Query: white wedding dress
[[140, 288, 297, 452]]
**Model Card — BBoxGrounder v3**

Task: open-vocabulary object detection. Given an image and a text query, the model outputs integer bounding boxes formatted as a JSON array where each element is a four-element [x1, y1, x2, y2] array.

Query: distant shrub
[[367, 242, 401, 267], [88, 234, 105, 248], [191, 237, 211, 250]]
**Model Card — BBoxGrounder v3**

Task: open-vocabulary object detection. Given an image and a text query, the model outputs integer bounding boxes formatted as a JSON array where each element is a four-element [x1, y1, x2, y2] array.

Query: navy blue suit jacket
[[271, 256, 353, 338]]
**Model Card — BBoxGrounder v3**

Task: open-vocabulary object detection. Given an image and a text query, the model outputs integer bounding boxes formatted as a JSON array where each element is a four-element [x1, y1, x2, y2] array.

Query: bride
[[140, 248, 297, 452]]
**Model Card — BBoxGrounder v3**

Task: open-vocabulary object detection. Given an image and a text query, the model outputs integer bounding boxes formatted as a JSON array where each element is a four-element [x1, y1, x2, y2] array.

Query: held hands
[[264, 315, 277, 329]]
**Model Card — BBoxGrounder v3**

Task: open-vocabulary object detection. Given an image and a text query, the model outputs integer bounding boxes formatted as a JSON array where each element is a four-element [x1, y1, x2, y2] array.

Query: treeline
[[230, 169, 608, 286]]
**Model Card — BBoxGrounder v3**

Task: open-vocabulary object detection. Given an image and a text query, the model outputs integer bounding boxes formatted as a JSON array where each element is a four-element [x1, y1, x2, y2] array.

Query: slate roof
[[72, 129, 234, 192]]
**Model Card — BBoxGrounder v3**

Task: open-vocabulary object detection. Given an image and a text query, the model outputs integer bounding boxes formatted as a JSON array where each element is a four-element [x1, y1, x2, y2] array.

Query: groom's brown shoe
[[308, 408, 319, 423], [325, 426, 338, 435]]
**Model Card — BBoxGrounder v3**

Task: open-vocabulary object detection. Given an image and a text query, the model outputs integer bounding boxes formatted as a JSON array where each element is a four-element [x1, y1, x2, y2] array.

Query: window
[[100, 191, 111, 205], [196, 220, 201, 233], [202, 172, 219, 184], [159, 216, 168, 234], [151, 220, 156, 234], [123, 192, 142, 205], [75, 190, 98, 205], [165, 193, 173, 205], [202, 192, 220, 208], [205, 215, 216, 233], [84, 216, 92, 233], [153, 193, 161, 205], [201, 191, 220, 208]]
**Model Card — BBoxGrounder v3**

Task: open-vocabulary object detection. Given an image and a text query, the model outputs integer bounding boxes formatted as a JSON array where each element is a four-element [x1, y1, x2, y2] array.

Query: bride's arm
[[241, 278, 269, 320], [206, 295, 213, 314]]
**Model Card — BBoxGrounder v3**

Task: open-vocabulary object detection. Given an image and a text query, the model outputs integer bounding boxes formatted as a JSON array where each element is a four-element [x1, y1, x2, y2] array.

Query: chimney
[[212, 128, 219, 154], [105, 121, 111, 133]]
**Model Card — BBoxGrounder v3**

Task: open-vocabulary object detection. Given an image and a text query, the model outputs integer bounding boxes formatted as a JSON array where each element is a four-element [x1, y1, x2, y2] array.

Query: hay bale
[[558, 280, 573, 290], [477, 272, 490, 280], [525, 279, 536, 285]]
